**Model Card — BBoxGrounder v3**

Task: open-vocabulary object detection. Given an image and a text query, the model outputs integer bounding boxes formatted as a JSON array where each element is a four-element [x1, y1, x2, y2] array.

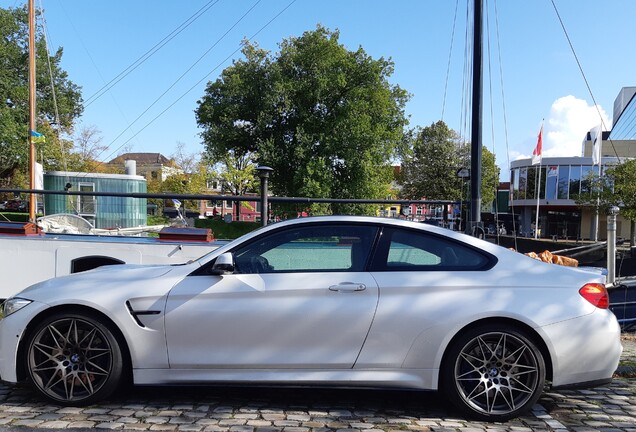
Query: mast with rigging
[[469, 0, 483, 235], [28, 0, 37, 222]]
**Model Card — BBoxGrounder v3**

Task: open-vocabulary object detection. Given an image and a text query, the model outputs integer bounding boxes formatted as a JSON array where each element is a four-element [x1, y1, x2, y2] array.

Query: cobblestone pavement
[[0, 339, 632, 432]]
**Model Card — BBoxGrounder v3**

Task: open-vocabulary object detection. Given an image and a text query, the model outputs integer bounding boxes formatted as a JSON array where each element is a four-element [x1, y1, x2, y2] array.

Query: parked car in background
[[0, 216, 622, 421], [4, 199, 26, 212]]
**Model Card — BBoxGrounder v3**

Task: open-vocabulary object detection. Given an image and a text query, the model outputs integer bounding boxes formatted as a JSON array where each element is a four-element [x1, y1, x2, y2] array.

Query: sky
[[5, 0, 636, 179]]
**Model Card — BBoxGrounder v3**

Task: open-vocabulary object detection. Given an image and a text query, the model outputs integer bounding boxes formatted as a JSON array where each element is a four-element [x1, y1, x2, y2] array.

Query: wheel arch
[[16, 304, 133, 383], [439, 317, 553, 384]]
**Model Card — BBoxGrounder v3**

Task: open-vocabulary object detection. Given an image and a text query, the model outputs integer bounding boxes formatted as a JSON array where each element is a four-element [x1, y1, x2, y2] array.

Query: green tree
[[401, 121, 463, 201], [458, 143, 500, 211], [400, 120, 500, 208], [159, 145, 209, 216], [69, 125, 108, 172], [571, 170, 619, 241], [571, 171, 618, 214], [160, 168, 208, 216], [216, 151, 257, 196], [608, 160, 636, 246], [196, 26, 409, 214], [212, 150, 257, 220], [0, 6, 83, 187]]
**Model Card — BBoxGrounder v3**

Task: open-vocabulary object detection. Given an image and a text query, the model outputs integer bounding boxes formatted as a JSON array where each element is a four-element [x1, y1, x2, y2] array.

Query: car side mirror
[[210, 252, 235, 275]]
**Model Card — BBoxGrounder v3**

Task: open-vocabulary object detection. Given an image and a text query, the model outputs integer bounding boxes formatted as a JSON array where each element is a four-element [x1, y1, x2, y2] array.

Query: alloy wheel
[[453, 331, 540, 416], [28, 316, 115, 403]]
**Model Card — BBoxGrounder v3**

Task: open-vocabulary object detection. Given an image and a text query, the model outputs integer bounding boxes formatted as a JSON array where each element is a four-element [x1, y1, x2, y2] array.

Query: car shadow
[[115, 385, 448, 416]]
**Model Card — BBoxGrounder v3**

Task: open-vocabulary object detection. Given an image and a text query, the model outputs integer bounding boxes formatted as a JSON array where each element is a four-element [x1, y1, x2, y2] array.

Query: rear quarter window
[[373, 227, 495, 271]]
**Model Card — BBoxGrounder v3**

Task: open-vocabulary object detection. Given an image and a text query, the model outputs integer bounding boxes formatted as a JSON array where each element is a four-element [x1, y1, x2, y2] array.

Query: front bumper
[[0, 300, 49, 383]]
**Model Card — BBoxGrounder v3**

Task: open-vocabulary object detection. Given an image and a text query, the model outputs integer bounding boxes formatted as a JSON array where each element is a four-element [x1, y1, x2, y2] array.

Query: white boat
[[0, 0, 230, 301], [0, 220, 224, 300]]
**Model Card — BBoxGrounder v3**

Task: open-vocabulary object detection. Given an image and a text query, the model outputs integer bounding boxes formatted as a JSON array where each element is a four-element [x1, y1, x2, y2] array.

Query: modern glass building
[[43, 171, 147, 229], [609, 87, 636, 142], [510, 156, 621, 239], [509, 87, 636, 240]]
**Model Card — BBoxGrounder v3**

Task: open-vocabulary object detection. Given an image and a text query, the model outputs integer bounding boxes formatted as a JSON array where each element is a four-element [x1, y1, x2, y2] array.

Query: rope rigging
[[83, 0, 223, 108], [64, 0, 297, 178]]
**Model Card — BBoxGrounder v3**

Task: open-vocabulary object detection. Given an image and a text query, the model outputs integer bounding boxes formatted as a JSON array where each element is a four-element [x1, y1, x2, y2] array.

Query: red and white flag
[[532, 124, 543, 166]]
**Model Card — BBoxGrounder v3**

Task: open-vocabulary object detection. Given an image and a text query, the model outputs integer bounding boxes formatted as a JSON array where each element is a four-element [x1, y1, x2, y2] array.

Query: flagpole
[[591, 125, 602, 241], [534, 164, 542, 239], [532, 121, 544, 240]]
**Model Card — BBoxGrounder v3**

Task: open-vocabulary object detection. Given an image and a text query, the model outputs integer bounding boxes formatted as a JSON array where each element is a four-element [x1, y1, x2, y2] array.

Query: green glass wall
[[43, 173, 147, 229]]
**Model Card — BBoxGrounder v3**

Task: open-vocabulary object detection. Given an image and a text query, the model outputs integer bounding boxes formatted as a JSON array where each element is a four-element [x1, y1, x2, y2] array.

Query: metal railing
[[0, 188, 461, 233]]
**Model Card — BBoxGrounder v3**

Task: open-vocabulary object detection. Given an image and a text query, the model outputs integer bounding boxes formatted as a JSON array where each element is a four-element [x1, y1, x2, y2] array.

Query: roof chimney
[[125, 159, 137, 176]]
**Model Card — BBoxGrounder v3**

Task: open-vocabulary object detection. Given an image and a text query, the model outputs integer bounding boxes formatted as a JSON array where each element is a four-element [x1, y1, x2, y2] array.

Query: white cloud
[[493, 96, 611, 179], [542, 95, 610, 157]]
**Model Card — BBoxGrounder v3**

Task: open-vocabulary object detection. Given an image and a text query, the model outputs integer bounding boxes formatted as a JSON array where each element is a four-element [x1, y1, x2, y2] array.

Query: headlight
[[2, 298, 32, 318]]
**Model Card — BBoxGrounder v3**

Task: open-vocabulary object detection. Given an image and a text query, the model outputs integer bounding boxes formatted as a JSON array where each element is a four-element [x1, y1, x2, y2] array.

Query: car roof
[[237, 215, 494, 252]]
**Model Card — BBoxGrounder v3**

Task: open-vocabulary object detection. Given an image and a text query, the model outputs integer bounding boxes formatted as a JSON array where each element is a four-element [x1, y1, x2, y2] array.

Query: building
[[43, 171, 147, 229], [509, 87, 636, 240], [108, 153, 182, 182], [198, 197, 260, 222], [198, 178, 260, 222]]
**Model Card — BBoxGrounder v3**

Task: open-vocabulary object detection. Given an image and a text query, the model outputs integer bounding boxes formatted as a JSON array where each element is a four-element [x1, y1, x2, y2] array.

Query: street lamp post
[[256, 166, 273, 227], [607, 206, 620, 286]]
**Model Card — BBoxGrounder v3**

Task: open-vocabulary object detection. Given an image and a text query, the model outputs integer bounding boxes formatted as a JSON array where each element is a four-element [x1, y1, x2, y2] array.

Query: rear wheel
[[25, 312, 123, 405], [441, 324, 545, 421]]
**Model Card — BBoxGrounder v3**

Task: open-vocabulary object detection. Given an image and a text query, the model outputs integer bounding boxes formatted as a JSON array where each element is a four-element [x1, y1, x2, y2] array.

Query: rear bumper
[[542, 309, 622, 388]]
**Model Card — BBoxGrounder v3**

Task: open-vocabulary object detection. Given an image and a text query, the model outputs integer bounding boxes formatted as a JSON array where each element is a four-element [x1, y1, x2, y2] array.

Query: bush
[[147, 215, 170, 226], [0, 212, 39, 222], [194, 219, 260, 240]]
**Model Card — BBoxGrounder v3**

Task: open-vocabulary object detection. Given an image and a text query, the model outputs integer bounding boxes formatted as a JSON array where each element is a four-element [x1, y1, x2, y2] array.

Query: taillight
[[579, 283, 609, 309]]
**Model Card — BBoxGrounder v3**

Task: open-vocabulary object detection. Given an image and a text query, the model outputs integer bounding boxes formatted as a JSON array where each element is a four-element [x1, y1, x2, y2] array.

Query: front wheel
[[25, 312, 124, 405], [441, 324, 546, 421]]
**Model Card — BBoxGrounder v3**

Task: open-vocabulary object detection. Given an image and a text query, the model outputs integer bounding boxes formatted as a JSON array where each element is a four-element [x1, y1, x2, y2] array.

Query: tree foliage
[[571, 171, 618, 214], [608, 160, 636, 221], [213, 151, 257, 197], [572, 163, 636, 246], [0, 5, 83, 187], [212, 151, 258, 220], [68, 125, 109, 172], [160, 145, 208, 212], [400, 120, 499, 208], [480, 147, 500, 209], [196, 26, 409, 213], [401, 121, 463, 201], [607, 159, 636, 245]]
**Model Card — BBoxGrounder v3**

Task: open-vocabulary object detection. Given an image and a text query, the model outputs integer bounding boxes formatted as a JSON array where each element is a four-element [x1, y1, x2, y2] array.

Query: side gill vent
[[126, 301, 161, 328]]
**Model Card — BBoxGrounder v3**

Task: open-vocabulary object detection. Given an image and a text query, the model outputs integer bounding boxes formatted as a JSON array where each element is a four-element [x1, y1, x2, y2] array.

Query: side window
[[232, 224, 378, 274], [377, 228, 491, 271]]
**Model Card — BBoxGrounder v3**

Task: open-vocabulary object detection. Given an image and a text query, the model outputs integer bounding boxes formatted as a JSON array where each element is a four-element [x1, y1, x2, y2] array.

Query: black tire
[[25, 312, 124, 405], [441, 324, 546, 421]]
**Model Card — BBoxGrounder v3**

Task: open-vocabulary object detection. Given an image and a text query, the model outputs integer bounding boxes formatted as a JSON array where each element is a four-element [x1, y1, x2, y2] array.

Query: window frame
[[369, 227, 497, 272], [194, 222, 382, 276], [76, 182, 96, 216]]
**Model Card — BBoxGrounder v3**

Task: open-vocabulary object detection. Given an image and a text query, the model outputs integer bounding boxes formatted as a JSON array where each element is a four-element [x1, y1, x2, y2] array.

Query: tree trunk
[[631, 220, 635, 247]]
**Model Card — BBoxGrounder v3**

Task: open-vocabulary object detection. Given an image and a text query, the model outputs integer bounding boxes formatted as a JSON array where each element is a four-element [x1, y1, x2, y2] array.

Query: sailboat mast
[[469, 0, 483, 234], [28, 0, 37, 221]]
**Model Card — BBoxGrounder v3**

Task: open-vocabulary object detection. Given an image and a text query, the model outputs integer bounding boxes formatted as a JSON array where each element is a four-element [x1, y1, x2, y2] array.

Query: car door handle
[[329, 283, 366, 292]]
